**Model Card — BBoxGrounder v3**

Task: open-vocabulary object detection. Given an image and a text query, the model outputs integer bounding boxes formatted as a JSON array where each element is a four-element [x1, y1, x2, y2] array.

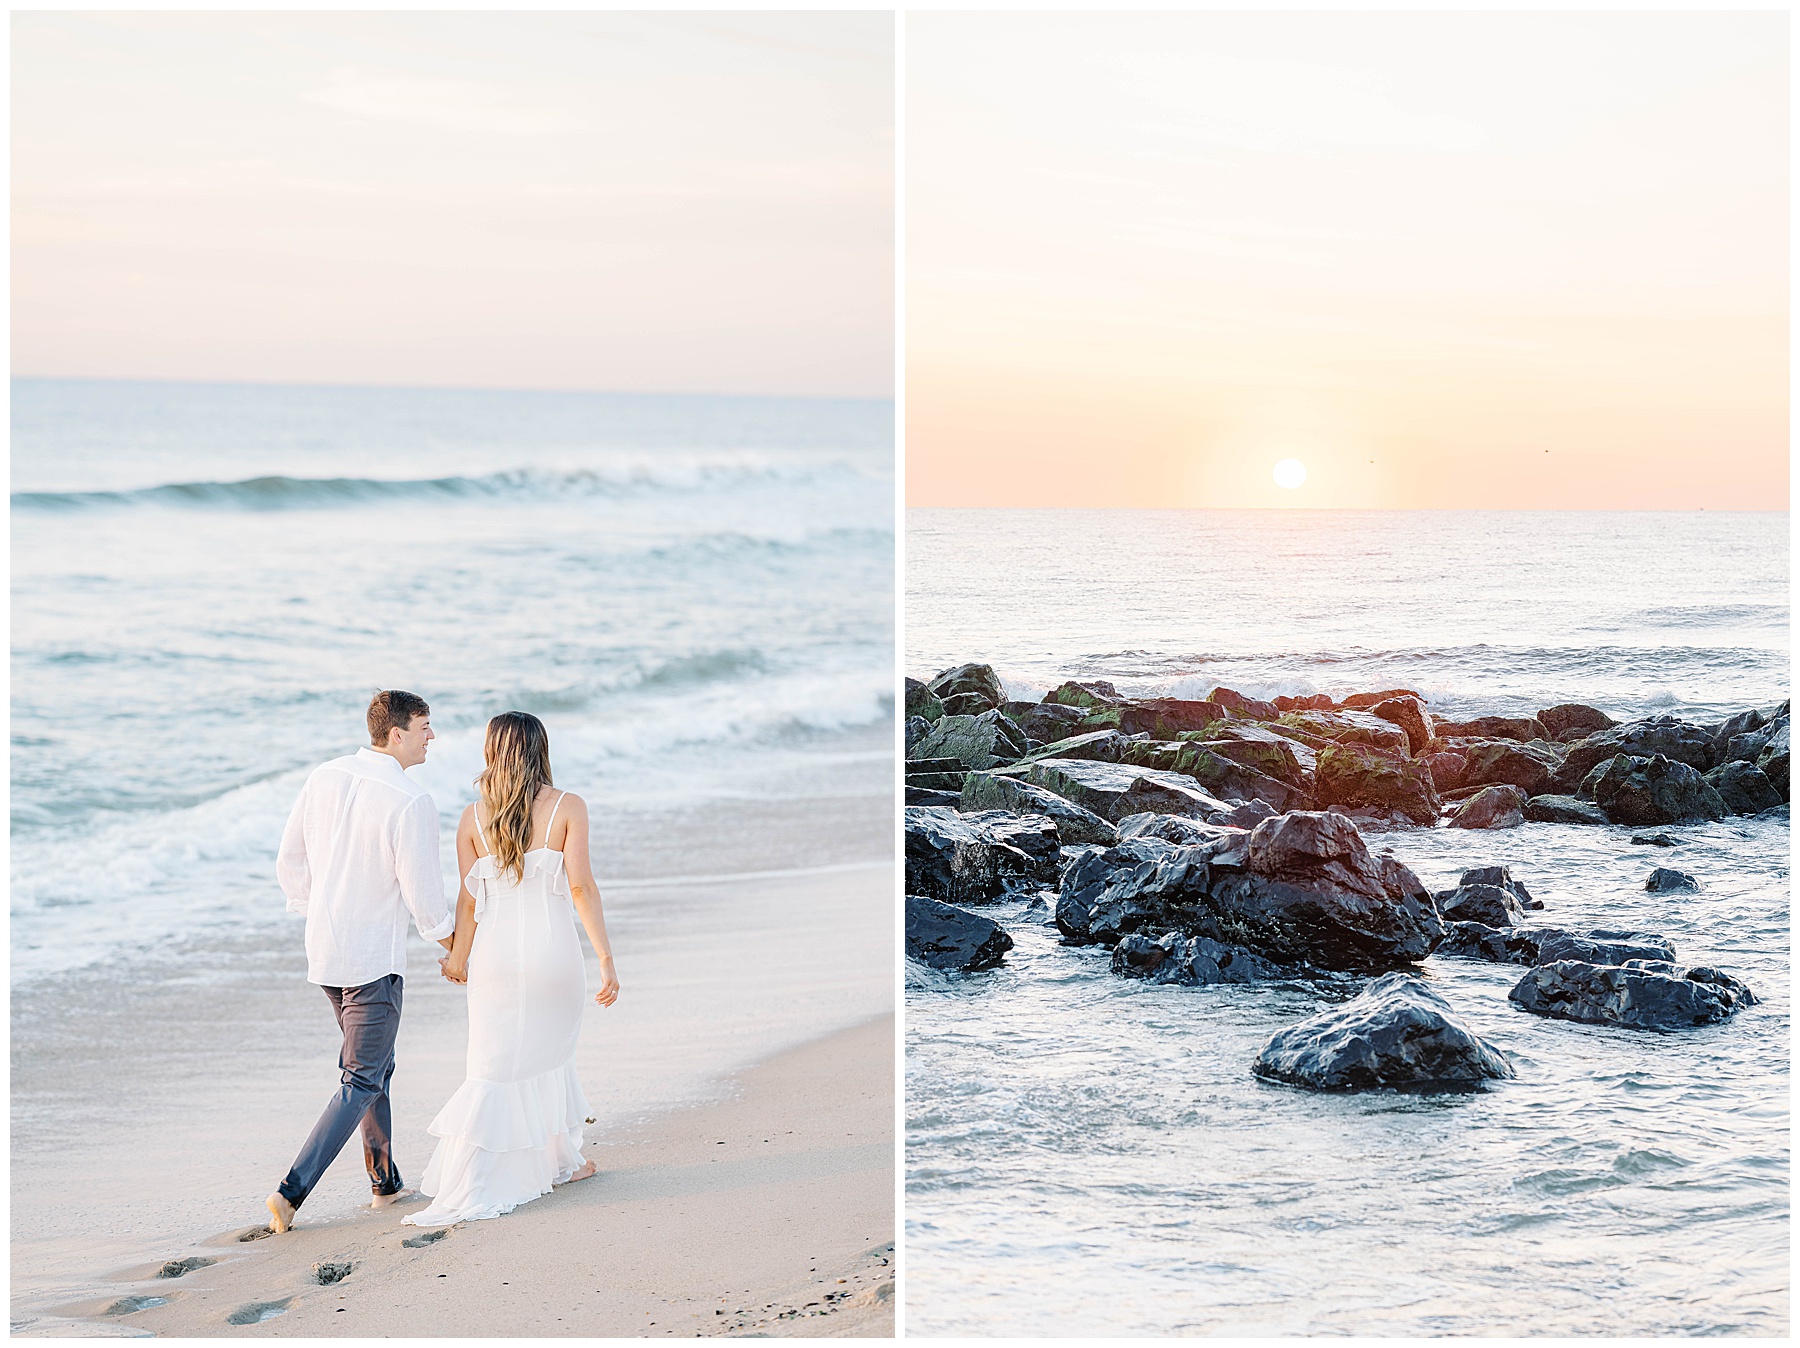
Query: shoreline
[[13, 778, 894, 1338], [41, 1014, 894, 1339]]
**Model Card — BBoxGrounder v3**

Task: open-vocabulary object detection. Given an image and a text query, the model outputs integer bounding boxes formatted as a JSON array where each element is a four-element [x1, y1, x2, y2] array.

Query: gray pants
[[277, 974, 404, 1209]]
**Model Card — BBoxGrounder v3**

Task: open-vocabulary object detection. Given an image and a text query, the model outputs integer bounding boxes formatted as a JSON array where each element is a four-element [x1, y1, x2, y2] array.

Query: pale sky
[[908, 12, 1787, 509], [13, 12, 893, 398]]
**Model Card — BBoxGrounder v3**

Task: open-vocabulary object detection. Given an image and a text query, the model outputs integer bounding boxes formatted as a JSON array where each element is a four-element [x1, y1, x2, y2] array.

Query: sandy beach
[[12, 776, 895, 1340], [51, 1015, 894, 1338]]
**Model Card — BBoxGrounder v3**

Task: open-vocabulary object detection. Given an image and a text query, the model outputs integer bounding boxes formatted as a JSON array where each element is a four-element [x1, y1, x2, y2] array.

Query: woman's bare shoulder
[[557, 790, 589, 815]]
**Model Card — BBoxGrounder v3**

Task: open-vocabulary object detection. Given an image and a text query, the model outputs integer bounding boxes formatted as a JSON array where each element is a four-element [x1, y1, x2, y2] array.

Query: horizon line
[[905, 504, 1789, 514], [10, 372, 895, 406]]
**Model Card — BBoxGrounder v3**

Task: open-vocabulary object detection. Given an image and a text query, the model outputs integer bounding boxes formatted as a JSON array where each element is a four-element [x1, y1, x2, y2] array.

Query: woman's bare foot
[[265, 1192, 296, 1234], [563, 1159, 596, 1184]]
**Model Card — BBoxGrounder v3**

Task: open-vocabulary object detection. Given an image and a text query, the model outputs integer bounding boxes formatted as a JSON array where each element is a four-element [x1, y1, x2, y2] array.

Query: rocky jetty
[[906, 895, 1014, 972], [1509, 960, 1757, 1030], [903, 662, 1777, 1054], [1252, 974, 1514, 1091]]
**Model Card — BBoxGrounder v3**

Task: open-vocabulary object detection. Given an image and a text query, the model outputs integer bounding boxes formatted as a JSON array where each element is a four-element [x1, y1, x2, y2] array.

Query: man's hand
[[439, 953, 468, 984]]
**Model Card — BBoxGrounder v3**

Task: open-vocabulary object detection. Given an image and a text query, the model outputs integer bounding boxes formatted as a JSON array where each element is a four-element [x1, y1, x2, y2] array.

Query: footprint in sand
[[225, 1299, 290, 1326], [236, 1226, 274, 1243], [401, 1229, 447, 1249], [313, 1262, 352, 1285], [158, 1257, 218, 1278], [103, 1296, 170, 1315]]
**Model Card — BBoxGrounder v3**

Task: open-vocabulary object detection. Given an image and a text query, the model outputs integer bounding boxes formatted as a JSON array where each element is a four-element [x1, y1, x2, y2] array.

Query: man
[[267, 689, 455, 1233]]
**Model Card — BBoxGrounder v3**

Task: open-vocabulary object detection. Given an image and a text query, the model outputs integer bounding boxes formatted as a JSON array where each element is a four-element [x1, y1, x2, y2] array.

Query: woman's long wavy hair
[[476, 711, 554, 881]]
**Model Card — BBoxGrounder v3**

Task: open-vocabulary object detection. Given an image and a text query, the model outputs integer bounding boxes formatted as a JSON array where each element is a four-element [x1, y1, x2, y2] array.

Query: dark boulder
[[998, 756, 1234, 824], [1056, 811, 1444, 972], [904, 716, 931, 753], [1438, 883, 1526, 928], [1313, 742, 1440, 825], [1043, 679, 1126, 710], [1709, 708, 1768, 764], [1003, 699, 1089, 745], [1448, 784, 1527, 830], [905, 786, 960, 807], [1274, 693, 1337, 712], [1631, 833, 1677, 847], [905, 677, 946, 724], [1509, 960, 1757, 1030], [906, 756, 969, 792], [1252, 973, 1513, 1091], [1216, 798, 1278, 829], [1557, 715, 1717, 790], [1421, 751, 1468, 794], [906, 895, 1014, 972], [1117, 739, 1310, 813], [1537, 704, 1617, 739], [927, 663, 1006, 716], [1589, 754, 1727, 825], [1116, 812, 1243, 848], [1703, 760, 1783, 815], [905, 806, 1058, 906], [1755, 720, 1789, 797], [1109, 930, 1290, 985], [1081, 699, 1227, 739], [1207, 687, 1280, 721], [1458, 739, 1563, 798], [1523, 794, 1609, 825], [1457, 865, 1540, 908], [910, 711, 1029, 771], [1433, 715, 1548, 743], [1368, 696, 1434, 755], [1644, 867, 1699, 893], [1280, 708, 1412, 756], [960, 771, 1118, 846]]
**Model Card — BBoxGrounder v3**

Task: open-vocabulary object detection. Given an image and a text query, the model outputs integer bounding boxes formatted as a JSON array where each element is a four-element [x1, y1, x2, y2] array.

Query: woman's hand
[[594, 959, 620, 1007], [441, 953, 468, 985]]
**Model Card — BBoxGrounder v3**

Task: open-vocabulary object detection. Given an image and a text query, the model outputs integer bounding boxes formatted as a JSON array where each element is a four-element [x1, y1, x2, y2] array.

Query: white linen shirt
[[276, 746, 456, 987]]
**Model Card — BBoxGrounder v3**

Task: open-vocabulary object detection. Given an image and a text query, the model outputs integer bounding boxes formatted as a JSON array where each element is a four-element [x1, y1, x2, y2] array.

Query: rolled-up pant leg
[[277, 974, 405, 1209]]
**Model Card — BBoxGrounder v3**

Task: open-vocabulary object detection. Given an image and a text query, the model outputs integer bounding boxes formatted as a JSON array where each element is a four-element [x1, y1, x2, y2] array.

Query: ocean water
[[906, 508, 1789, 1337], [12, 377, 895, 981]]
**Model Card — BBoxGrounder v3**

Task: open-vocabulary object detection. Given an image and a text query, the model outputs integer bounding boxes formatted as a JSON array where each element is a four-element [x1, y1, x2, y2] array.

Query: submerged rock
[[1438, 882, 1526, 928], [1448, 784, 1527, 829], [1589, 754, 1727, 825], [1509, 960, 1757, 1030], [1631, 833, 1678, 847], [1252, 973, 1514, 1091], [1437, 922, 1675, 966], [1110, 930, 1291, 985], [960, 771, 1118, 846], [1523, 794, 1609, 825], [905, 806, 1058, 906], [1644, 867, 1700, 893], [906, 894, 1014, 972], [1704, 760, 1784, 815]]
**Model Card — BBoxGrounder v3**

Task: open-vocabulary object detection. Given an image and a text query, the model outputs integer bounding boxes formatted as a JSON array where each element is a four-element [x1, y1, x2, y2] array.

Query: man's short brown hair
[[368, 690, 430, 746]]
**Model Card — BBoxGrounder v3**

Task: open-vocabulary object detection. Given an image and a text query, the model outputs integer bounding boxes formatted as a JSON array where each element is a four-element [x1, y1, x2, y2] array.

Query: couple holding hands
[[266, 690, 620, 1233]]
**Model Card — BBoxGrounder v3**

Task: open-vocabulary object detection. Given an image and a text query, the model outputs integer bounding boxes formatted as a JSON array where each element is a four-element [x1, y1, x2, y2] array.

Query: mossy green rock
[[1314, 742, 1441, 824]]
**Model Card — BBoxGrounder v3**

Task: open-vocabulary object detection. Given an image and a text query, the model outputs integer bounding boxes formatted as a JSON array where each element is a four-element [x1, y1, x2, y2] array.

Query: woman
[[403, 711, 621, 1227]]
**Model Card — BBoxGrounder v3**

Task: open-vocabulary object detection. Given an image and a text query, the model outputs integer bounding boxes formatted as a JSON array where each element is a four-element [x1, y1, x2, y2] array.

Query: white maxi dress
[[404, 793, 591, 1226]]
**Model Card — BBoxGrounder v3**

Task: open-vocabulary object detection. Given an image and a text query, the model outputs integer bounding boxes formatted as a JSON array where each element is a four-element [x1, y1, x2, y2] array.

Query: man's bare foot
[[265, 1193, 296, 1234], [370, 1187, 417, 1209], [563, 1159, 596, 1184]]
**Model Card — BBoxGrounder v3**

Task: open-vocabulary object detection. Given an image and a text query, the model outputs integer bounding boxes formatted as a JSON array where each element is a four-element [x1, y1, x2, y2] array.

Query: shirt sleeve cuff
[[419, 913, 456, 942]]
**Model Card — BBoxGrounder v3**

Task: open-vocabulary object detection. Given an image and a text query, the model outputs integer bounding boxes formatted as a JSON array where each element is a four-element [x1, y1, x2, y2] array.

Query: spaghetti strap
[[542, 791, 565, 848], [473, 805, 492, 857]]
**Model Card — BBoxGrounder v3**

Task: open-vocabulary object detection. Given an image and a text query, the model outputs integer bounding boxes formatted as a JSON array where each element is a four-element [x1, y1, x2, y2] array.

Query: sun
[[1272, 458, 1308, 490]]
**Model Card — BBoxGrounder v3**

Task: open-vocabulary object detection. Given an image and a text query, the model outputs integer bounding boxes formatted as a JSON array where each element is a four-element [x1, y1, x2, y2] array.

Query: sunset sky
[[908, 11, 1786, 509], [13, 12, 892, 398]]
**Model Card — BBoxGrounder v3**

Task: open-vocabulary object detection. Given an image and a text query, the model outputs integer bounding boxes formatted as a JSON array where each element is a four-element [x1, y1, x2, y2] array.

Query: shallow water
[[905, 507, 1788, 1337], [12, 378, 895, 981]]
